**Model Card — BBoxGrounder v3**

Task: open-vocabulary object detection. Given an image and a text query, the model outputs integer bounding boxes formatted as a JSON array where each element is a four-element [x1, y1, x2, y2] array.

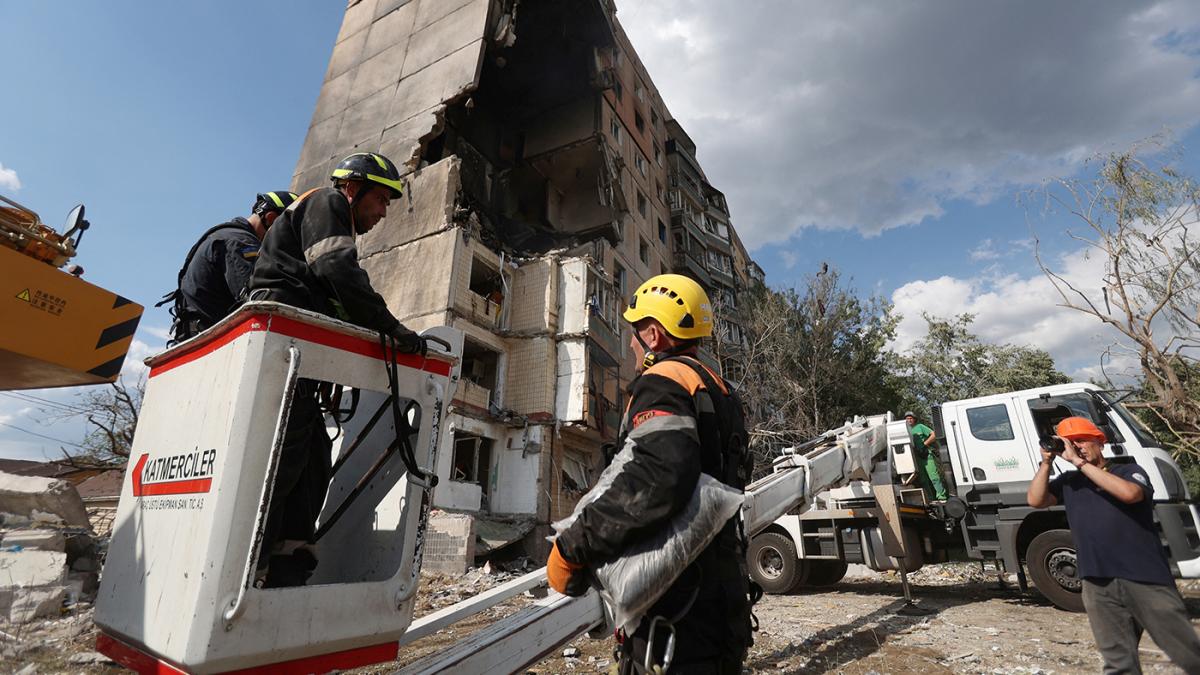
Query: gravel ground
[[5, 563, 1198, 674]]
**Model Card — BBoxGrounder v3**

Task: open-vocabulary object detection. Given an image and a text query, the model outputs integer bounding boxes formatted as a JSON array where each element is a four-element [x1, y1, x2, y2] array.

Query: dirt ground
[[5, 563, 1198, 674]]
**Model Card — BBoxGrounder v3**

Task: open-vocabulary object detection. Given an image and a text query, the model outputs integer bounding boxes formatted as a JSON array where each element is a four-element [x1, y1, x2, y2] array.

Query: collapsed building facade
[[291, 0, 764, 560]]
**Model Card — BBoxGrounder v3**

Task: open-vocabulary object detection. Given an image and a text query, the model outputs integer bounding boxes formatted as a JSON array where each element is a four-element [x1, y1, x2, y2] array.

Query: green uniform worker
[[905, 411, 948, 501]]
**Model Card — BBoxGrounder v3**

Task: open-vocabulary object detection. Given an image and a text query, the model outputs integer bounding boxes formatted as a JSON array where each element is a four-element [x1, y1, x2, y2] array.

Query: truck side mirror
[[61, 204, 89, 248]]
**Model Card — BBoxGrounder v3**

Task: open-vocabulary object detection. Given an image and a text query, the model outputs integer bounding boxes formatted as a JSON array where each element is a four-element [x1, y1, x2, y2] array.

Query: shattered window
[[610, 116, 622, 143], [639, 237, 649, 265], [651, 109, 660, 128], [614, 79, 623, 101], [658, 219, 667, 243], [637, 191, 648, 217], [635, 111, 645, 134], [614, 261, 627, 296], [635, 153, 647, 177]]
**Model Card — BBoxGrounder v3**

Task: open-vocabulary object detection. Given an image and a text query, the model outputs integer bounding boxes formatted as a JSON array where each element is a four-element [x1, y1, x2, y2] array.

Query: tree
[[889, 313, 1071, 417], [52, 376, 144, 468], [739, 266, 901, 468], [1038, 146, 1200, 458]]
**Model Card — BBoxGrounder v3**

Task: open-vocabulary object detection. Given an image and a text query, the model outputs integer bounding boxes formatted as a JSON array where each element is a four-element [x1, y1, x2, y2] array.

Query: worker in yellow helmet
[[547, 274, 756, 673]]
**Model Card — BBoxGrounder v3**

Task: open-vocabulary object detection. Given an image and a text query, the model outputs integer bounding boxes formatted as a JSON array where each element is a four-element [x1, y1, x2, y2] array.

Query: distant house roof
[[76, 469, 124, 500], [0, 459, 106, 485]]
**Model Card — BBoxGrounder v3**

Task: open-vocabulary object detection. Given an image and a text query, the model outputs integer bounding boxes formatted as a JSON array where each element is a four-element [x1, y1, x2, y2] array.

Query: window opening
[[451, 433, 493, 489], [639, 237, 650, 265], [658, 219, 667, 243], [637, 190, 648, 217]]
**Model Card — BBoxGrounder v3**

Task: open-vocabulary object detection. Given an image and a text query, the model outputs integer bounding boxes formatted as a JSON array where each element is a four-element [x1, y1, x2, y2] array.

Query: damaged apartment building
[[290, 0, 764, 564]]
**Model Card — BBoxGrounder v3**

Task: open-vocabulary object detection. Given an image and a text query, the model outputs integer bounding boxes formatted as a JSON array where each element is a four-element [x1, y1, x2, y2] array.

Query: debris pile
[[0, 471, 102, 625]]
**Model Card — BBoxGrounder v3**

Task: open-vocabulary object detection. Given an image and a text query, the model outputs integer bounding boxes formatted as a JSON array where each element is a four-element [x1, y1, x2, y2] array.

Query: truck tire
[[804, 560, 849, 587], [1026, 529, 1085, 613], [748, 532, 808, 594]]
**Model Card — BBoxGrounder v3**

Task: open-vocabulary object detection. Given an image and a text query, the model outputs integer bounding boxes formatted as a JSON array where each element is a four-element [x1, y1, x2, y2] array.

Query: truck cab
[[938, 382, 1200, 610]]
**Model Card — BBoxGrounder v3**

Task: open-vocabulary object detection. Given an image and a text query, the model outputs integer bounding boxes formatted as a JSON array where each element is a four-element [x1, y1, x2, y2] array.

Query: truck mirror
[[61, 204, 89, 247]]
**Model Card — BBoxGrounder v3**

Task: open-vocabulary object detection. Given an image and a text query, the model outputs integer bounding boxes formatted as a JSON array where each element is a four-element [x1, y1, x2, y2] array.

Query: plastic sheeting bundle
[[553, 444, 745, 631]]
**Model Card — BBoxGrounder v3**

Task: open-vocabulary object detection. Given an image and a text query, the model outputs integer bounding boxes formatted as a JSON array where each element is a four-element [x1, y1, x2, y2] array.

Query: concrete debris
[[0, 529, 65, 552], [562, 646, 580, 658], [0, 551, 68, 587], [66, 650, 112, 665], [0, 472, 91, 529], [0, 471, 103, 626]]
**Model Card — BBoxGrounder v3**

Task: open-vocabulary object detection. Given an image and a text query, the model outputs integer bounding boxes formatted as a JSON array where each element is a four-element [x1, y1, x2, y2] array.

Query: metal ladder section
[[394, 454, 825, 674]]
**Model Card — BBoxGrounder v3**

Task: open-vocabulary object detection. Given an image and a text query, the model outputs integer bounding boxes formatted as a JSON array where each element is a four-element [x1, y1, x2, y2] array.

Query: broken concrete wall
[[292, 0, 490, 194], [506, 258, 557, 334], [423, 511, 476, 575], [358, 156, 462, 257], [359, 227, 458, 325]]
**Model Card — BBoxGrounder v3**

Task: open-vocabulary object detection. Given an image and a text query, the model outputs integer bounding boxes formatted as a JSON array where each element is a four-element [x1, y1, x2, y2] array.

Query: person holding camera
[[1027, 416, 1200, 673]]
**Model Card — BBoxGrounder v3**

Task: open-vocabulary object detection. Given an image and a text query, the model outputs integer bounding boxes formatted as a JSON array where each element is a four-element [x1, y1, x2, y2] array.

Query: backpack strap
[[657, 355, 751, 489], [157, 222, 250, 344]]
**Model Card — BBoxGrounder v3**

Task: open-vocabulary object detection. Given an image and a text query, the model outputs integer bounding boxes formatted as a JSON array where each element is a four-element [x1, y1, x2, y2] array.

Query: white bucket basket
[[95, 302, 461, 674]]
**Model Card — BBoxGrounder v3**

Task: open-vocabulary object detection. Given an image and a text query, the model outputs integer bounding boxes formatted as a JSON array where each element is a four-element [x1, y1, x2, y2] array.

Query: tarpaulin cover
[[553, 444, 744, 631]]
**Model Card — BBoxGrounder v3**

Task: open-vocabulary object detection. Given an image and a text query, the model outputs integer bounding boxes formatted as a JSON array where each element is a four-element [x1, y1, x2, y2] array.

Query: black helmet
[[252, 191, 298, 216], [330, 152, 403, 198]]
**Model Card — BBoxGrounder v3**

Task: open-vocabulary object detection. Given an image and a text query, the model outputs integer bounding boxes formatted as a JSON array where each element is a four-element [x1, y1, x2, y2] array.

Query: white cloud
[[969, 239, 1001, 261], [0, 162, 20, 192], [120, 336, 165, 380], [890, 249, 1127, 379], [620, 1, 1200, 247]]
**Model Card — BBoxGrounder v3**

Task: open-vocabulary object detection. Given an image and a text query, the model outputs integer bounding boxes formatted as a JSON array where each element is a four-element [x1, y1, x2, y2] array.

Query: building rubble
[[0, 471, 103, 626]]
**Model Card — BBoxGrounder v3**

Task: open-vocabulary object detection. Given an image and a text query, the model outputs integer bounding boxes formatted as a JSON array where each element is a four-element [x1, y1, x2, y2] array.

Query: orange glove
[[546, 540, 584, 595]]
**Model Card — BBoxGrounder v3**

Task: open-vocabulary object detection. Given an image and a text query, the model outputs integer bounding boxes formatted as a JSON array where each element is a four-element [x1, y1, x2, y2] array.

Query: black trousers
[[617, 544, 753, 674], [257, 379, 332, 570]]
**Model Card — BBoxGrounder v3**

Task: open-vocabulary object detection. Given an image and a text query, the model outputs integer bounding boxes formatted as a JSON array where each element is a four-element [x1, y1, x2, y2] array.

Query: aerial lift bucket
[[94, 302, 462, 674]]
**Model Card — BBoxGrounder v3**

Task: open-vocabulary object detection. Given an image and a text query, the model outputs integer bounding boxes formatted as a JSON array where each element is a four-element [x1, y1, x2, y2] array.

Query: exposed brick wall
[[422, 512, 476, 574]]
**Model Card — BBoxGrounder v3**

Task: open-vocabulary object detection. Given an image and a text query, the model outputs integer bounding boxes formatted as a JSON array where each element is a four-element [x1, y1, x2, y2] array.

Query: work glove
[[546, 540, 588, 596], [389, 326, 427, 357]]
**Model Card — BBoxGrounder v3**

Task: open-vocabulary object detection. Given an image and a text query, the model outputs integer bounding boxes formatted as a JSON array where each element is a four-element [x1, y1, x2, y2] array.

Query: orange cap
[[1056, 416, 1107, 442]]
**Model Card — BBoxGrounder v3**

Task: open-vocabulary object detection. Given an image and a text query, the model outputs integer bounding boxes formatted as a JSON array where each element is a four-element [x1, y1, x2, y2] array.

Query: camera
[[1039, 436, 1065, 454]]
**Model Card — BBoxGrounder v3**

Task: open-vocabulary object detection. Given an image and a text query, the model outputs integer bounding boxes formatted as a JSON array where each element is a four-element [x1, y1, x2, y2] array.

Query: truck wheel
[[748, 532, 808, 594], [1026, 529, 1085, 612], [804, 560, 849, 587]]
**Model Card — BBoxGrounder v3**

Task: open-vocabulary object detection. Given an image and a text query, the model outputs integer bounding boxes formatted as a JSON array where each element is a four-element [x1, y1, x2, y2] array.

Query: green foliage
[[888, 314, 1071, 419], [738, 267, 901, 462]]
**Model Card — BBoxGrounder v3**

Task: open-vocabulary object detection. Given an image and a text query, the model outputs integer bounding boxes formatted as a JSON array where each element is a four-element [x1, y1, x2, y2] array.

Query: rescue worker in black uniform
[[159, 191, 297, 344], [248, 152, 426, 586], [547, 274, 756, 674]]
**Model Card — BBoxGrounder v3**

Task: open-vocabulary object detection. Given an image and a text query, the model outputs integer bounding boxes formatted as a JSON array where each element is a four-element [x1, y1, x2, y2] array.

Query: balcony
[[673, 250, 712, 288]]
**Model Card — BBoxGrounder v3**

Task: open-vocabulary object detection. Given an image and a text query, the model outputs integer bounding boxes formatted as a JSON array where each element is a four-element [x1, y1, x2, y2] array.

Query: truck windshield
[[1096, 391, 1162, 449]]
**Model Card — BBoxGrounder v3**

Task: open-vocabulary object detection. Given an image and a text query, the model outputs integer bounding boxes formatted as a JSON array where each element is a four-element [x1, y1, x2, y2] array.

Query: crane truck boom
[[0, 195, 143, 389]]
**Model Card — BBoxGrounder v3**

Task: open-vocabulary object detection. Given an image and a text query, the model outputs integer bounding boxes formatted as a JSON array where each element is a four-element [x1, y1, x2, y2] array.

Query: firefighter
[[547, 274, 755, 674], [248, 152, 426, 586], [159, 191, 297, 344]]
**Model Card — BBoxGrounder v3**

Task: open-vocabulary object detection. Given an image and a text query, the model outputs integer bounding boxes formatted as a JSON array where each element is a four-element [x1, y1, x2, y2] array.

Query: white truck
[[747, 383, 1200, 612]]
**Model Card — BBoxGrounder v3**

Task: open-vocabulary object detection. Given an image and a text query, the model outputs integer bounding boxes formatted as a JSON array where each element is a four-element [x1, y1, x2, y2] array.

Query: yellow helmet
[[623, 274, 713, 340]]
